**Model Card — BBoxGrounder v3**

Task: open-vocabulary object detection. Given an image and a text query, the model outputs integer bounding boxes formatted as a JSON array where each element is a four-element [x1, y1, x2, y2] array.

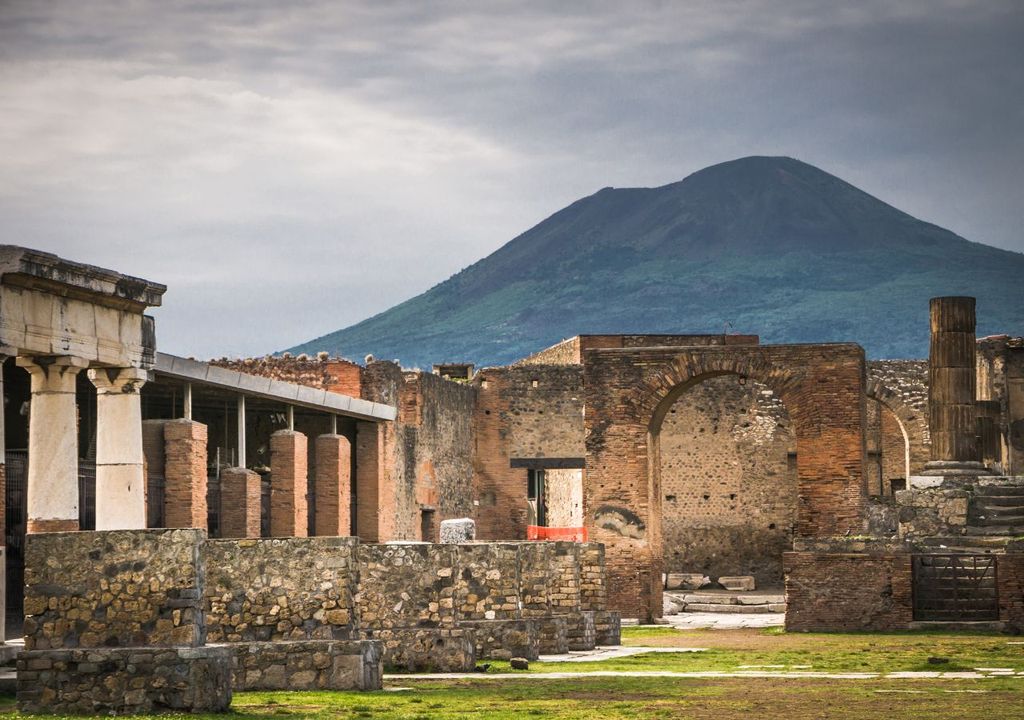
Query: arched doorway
[[656, 374, 797, 586]]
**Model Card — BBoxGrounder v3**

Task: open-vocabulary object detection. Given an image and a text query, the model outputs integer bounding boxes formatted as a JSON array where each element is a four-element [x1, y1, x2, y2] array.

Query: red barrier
[[526, 526, 588, 542]]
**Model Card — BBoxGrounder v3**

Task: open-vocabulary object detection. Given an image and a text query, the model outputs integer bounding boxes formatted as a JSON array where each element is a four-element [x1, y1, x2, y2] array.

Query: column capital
[[17, 355, 88, 393], [88, 367, 151, 394]]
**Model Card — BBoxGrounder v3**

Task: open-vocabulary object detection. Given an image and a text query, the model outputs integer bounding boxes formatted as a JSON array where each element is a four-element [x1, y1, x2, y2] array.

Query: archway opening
[[866, 398, 911, 496], [652, 373, 797, 587]]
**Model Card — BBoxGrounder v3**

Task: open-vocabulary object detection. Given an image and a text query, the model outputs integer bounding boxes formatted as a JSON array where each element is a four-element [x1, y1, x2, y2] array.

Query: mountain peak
[[290, 158, 1024, 367]]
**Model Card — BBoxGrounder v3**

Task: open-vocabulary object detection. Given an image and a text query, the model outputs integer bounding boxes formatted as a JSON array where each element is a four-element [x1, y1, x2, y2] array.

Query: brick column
[[220, 467, 261, 538], [924, 296, 988, 476], [88, 367, 149, 530], [17, 356, 88, 533], [163, 419, 209, 529], [315, 434, 351, 536], [270, 430, 308, 537]]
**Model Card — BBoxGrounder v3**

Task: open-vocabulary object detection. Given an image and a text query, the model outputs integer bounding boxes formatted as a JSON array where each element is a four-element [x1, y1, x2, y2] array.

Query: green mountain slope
[[290, 156, 1024, 367]]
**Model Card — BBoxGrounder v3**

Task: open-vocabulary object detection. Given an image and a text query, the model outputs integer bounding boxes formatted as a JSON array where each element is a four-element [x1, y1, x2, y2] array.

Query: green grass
[[473, 627, 1024, 675]]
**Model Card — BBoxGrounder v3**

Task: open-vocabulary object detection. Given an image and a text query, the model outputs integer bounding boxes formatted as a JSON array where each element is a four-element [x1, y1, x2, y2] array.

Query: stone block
[[361, 627, 476, 672], [593, 610, 621, 646], [564, 610, 596, 651], [666, 573, 711, 591], [462, 619, 539, 661], [718, 575, 756, 591], [536, 616, 569, 654], [230, 640, 381, 691], [440, 518, 476, 543], [16, 646, 232, 714]]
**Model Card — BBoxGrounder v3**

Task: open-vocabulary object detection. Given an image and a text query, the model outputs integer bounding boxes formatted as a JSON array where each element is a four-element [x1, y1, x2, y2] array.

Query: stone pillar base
[[593, 610, 621, 646], [231, 640, 382, 691], [17, 646, 233, 714], [360, 627, 476, 672], [462, 619, 539, 661], [563, 610, 597, 651], [534, 616, 569, 654], [920, 460, 992, 477]]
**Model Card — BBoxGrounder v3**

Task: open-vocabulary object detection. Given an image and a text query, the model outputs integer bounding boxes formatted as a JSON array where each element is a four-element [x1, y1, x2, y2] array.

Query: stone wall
[[204, 537, 358, 642], [998, 553, 1024, 629], [24, 529, 207, 651], [783, 551, 913, 631], [231, 640, 380, 691], [545, 469, 583, 527], [894, 486, 969, 539], [17, 646, 233, 715], [660, 375, 796, 586]]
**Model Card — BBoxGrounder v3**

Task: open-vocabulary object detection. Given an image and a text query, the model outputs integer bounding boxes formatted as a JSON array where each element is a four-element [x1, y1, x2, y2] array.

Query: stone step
[[682, 602, 787, 614], [975, 513, 1024, 526], [976, 496, 1024, 508], [974, 486, 1024, 497], [965, 525, 1024, 536], [908, 621, 1003, 632]]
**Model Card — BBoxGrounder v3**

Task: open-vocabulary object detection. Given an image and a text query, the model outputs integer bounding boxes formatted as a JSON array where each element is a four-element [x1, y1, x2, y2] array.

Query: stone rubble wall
[[894, 487, 970, 539], [204, 537, 359, 642], [24, 529, 207, 651], [17, 646, 233, 715], [231, 640, 381, 691]]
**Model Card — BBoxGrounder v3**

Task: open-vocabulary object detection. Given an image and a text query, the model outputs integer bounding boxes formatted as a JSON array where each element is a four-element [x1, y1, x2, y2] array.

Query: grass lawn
[[477, 626, 1024, 674], [2, 629, 1021, 719]]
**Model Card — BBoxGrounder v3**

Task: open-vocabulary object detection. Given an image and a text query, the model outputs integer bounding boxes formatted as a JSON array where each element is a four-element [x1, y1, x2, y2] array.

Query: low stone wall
[[356, 544, 459, 629], [593, 610, 621, 646], [536, 616, 569, 654], [455, 543, 520, 621], [204, 537, 358, 642], [360, 627, 476, 672], [24, 529, 207, 651], [17, 646, 233, 715], [895, 487, 969, 539], [565, 611, 596, 651], [231, 640, 382, 691], [462, 619, 538, 661], [784, 551, 913, 631]]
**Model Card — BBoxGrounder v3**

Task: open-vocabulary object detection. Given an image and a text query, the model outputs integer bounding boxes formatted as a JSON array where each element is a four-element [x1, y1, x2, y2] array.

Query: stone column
[[164, 419, 209, 529], [88, 367, 149, 530], [270, 430, 308, 537], [17, 356, 88, 533], [923, 296, 988, 476], [220, 467, 261, 538], [314, 434, 351, 536]]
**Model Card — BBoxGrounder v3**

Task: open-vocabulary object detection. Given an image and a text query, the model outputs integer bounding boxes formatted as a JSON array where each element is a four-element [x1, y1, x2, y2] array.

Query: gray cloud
[[1, 0, 1021, 358]]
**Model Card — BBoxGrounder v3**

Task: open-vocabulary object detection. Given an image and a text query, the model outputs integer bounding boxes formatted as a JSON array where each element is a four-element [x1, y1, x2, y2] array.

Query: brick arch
[[582, 343, 867, 621], [866, 378, 930, 480]]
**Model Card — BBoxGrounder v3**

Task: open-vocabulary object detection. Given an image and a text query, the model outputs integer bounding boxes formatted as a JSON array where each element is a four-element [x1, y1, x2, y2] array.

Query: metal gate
[[912, 554, 999, 621]]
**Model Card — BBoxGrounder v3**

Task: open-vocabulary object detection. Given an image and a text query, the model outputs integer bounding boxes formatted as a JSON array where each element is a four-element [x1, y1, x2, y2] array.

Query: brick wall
[[164, 419, 208, 529], [471, 365, 584, 540], [269, 430, 308, 537], [315, 434, 352, 536], [660, 375, 797, 585], [998, 554, 1024, 629], [783, 551, 913, 631], [583, 343, 867, 620], [211, 355, 363, 398]]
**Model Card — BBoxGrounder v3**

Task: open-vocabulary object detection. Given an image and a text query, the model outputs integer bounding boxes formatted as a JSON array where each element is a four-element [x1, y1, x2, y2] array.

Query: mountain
[[290, 156, 1024, 367]]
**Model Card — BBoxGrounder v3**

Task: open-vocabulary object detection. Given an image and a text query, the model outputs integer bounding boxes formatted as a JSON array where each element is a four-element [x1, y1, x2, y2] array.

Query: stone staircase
[[664, 589, 786, 615], [967, 481, 1024, 537]]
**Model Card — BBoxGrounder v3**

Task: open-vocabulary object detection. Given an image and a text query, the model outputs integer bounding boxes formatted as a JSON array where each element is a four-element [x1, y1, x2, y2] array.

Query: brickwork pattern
[[270, 430, 308, 537], [584, 343, 867, 620], [219, 467, 261, 538], [211, 356, 363, 397], [579, 543, 608, 612], [163, 420, 208, 529], [997, 553, 1024, 629], [24, 529, 207, 650], [315, 434, 351, 536], [783, 551, 913, 631], [660, 375, 797, 585]]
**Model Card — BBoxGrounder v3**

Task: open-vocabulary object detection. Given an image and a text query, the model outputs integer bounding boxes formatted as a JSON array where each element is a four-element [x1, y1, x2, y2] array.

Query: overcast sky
[[1, 1, 1022, 359]]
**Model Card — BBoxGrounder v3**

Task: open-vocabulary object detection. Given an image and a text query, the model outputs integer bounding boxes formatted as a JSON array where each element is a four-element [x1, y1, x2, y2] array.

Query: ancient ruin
[[2, 245, 1023, 713]]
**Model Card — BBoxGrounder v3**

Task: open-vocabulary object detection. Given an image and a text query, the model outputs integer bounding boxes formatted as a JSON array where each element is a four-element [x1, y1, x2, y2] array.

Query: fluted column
[[88, 367, 149, 530], [17, 356, 88, 532], [923, 296, 988, 475]]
